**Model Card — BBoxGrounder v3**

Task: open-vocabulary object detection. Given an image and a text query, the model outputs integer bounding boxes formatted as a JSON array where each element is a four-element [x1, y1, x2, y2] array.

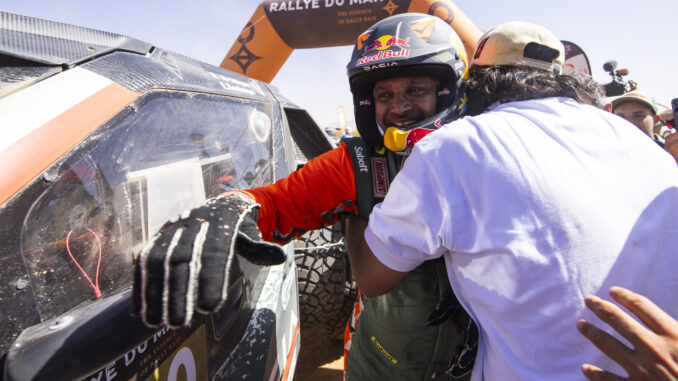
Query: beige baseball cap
[[611, 91, 658, 114], [471, 21, 565, 74]]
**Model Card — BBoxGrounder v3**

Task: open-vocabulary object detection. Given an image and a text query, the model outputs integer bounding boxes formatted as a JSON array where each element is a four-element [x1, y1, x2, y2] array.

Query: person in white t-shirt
[[345, 21, 678, 381]]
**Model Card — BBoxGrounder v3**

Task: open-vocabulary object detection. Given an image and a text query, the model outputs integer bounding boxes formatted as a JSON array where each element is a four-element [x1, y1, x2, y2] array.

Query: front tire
[[294, 223, 357, 339]]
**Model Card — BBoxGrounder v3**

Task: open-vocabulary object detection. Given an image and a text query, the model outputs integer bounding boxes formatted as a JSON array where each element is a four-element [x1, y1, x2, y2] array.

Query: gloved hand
[[132, 192, 286, 328]]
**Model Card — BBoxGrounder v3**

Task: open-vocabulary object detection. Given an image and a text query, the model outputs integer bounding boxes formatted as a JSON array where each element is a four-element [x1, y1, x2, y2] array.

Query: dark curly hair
[[463, 65, 605, 116]]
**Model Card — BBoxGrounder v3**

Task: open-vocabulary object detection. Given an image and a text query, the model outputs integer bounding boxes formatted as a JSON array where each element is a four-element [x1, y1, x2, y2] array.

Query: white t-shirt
[[365, 97, 678, 381]]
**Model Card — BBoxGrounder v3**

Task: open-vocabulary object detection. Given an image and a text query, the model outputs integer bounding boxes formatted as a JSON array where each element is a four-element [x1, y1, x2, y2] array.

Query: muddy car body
[[0, 12, 342, 380]]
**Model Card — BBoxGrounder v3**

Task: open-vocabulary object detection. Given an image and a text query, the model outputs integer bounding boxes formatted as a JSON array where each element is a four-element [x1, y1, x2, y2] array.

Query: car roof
[[0, 11, 152, 66], [0, 11, 296, 105]]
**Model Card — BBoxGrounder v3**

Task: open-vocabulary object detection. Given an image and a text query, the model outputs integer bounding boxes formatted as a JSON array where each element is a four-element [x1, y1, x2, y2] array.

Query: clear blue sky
[[3, 0, 676, 129]]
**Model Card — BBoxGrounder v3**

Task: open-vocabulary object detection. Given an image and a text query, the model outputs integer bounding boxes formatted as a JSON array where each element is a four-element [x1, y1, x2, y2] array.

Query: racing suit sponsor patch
[[354, 146, 369, 173], [371, 336, 397, 364], [371, 157, 389, 197]]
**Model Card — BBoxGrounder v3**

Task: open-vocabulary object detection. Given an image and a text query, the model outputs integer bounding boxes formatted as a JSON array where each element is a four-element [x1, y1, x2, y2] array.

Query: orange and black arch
[[221, 0, 483, 83]]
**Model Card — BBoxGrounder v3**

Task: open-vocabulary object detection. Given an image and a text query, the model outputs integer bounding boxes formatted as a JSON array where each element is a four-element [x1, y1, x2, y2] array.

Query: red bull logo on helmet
[[357, 49, 410, 65], [363, 35, 410, 54]]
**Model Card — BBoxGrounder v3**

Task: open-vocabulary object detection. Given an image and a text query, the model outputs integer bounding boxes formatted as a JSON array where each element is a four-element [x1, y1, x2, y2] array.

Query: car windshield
[[11, 90, 276, 320]]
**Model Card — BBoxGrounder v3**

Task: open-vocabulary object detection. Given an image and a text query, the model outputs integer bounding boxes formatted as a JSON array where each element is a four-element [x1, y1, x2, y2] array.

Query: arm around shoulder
[[345, 215, 407, 297]]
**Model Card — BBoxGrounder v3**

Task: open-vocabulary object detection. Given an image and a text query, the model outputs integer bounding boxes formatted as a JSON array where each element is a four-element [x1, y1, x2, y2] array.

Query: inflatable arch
[[221, 0, 484, 83]]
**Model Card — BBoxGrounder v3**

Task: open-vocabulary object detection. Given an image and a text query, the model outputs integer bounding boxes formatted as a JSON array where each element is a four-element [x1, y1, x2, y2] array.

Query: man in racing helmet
[[347, 13, 467, 153], [340, 13, 475, 381], [132, 13, 476, 381]]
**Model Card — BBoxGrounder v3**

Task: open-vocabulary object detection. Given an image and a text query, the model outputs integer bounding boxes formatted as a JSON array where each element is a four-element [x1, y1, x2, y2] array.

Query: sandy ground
[[293, 325, 345, 380]]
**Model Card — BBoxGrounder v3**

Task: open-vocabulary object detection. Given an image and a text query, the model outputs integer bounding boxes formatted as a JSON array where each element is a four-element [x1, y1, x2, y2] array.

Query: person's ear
[[603, 103, 613, 112]]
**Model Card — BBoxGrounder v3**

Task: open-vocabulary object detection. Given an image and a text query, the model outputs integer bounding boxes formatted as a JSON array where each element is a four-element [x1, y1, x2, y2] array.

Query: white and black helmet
[[347, 13, 468, 146]]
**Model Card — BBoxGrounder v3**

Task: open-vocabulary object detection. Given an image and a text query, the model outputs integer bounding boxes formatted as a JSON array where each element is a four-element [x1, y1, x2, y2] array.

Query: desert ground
[[294, 325, 345, 380]]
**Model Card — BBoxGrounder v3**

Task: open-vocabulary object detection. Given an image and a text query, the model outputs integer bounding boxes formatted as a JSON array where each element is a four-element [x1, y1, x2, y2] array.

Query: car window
[[7, 90, 275, 321]]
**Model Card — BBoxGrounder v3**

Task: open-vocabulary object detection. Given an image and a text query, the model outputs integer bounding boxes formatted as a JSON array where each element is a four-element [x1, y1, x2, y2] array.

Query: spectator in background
[[658, 107, 678, 164], [659, 107, 676, 129], [611, 91, 665, 145], [665, 133, 678, 165], [655, 118, 675, 141]]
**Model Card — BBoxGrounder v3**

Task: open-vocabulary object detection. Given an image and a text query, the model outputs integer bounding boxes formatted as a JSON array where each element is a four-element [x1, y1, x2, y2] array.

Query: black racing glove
[[132, 192, 286, 328]]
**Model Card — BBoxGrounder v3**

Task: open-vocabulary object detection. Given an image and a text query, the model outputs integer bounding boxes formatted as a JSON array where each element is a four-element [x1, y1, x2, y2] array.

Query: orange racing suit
[[240, 140, 469, 381], [244, 142, 358, 244]]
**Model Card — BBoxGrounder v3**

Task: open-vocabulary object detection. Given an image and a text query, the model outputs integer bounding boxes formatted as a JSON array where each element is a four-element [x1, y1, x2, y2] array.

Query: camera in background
[[602, 60, 637, 97]]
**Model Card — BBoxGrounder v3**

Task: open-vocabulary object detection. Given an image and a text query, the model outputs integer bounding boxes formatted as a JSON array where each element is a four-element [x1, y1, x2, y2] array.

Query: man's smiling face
[[374, 76, 437, 131]]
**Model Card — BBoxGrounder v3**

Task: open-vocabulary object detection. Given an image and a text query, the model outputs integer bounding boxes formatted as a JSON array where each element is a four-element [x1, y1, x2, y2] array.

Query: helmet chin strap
[[376, 118, 387, 136], [383, 125, 437, 154]]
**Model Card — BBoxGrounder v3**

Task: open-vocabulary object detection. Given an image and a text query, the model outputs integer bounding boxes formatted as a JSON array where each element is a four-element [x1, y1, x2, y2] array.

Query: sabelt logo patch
[[354, 146, 369, 173], [371, 158, 389, 197]]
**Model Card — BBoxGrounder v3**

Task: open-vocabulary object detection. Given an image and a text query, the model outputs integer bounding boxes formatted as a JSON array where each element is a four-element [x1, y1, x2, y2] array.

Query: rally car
[[0, 11, 351, 380]]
